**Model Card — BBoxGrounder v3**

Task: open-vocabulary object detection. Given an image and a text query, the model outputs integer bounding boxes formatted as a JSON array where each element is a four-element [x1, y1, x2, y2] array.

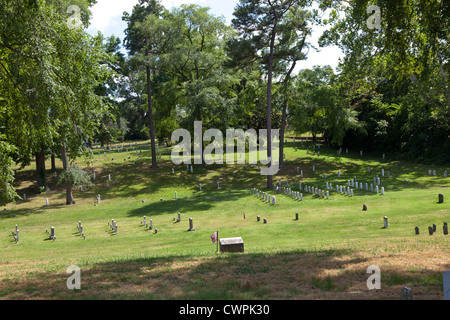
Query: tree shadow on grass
[[0, 247, 447, 300], [125, 189, 245, 218]]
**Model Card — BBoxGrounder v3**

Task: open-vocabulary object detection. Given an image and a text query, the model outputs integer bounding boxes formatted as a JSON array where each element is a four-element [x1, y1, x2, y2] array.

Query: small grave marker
[[188, 218, 195, 231], [401, 287, 413, 300]]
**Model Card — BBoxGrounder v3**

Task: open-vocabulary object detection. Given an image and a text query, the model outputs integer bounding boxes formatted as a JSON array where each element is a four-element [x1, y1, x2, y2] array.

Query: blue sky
[[86, 0, 344, 71]]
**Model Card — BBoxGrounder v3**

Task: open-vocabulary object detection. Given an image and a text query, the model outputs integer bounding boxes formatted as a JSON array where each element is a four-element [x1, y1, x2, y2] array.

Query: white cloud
[[88, 0, 206, 33], [88, 0, 138, 32]]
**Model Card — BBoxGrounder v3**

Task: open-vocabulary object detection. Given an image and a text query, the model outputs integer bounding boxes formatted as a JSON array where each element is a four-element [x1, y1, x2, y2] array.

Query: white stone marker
[[381, 187, 384, 195], [175, 191, 177, 199], [443, 271, 450, 300], [46, 198, 49, 206], [383, 216, 388, 228]]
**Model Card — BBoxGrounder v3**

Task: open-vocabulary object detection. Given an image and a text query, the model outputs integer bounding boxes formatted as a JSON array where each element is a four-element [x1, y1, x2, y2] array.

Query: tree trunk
[[35, 148, 47, 192], [51, 153, 56, 172], [60, 142, 75, 205], [146, 65, 157, 168], [279, 99, 287, 168], [266, 22, 278, 190], [279, 60, 297, 168]]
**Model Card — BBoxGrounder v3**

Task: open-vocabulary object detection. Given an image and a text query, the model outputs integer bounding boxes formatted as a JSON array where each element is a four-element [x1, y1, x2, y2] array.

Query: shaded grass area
[[0, 244, 448, 300]]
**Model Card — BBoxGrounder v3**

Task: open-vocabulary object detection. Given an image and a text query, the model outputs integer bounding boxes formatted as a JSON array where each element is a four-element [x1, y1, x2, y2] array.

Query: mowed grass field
[[0, 139, 449, 300]]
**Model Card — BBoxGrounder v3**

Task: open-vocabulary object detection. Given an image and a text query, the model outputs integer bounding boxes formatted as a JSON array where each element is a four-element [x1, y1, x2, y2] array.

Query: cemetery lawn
[[0, 141, 449, 300]]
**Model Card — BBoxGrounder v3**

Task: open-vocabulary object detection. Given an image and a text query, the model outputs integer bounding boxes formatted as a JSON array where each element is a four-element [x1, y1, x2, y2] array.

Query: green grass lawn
[[1, 140, 449, 299]]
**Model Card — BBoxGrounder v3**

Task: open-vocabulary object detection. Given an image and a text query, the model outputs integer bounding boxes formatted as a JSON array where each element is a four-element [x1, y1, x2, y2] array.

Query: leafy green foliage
[[56, 165, 93, 190]]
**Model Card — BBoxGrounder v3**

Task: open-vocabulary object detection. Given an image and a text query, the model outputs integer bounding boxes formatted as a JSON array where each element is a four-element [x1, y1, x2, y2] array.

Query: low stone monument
[[219, 237, 244, 253]]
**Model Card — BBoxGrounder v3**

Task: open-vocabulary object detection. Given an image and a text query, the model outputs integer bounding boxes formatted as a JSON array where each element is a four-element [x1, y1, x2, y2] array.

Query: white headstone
[[444, 271, 450, 300]]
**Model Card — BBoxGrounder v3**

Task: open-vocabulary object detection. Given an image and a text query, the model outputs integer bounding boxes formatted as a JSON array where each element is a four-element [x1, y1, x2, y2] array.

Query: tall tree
[[0, 0, 113, 204], [231, 0, 312, 188], [123, 0, 165, 168]]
